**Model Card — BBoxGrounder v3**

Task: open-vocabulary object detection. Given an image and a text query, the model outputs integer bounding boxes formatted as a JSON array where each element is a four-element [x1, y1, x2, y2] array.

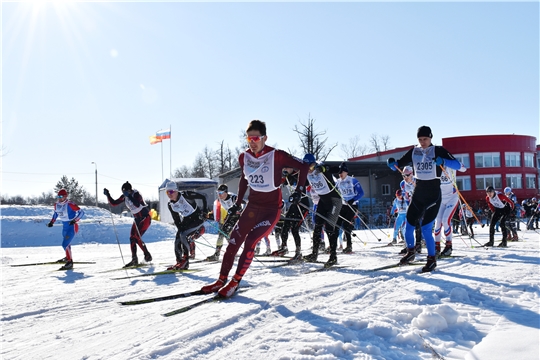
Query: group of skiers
[[46, 122, 539, 298]]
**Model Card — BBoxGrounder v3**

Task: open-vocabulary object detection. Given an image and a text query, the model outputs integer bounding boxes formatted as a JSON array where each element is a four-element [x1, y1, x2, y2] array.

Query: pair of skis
[[119, 288, 249, 317]]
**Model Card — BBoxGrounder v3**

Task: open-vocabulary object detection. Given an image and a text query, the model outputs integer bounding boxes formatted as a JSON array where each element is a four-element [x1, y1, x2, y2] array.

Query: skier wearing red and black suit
[[104, 181, 152, 267], [200, 119, 309, 298], [483, 186, 515, 248]]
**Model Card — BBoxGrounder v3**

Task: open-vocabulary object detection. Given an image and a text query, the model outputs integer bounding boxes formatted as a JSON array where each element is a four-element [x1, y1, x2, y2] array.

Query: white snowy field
[[1, 205, 539, 360]]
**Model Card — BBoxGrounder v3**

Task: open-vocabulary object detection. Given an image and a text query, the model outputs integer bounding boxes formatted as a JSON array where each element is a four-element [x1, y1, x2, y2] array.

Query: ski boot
[[124, 256, 138, 268], [201, 275, 227, 294], [324, 254, 338, 268], [421, 256, 437, 273], [59, 260, 73, 270], [440, 244, 453, 257], [167, 256, 189, 270], [399, 249, 416, 265], [144, 250, 152, 262], [271, 245, 289, 257], [218, 274, 242, 298]]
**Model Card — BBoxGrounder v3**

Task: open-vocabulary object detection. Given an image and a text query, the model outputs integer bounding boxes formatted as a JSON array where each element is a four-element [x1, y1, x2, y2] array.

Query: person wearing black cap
[[484, 186, 515, 247], [104, 181, 152, 267], [273, 167, 311, 259], [335, 162, 364, 253], [386, 126, 461, 273], [205, 184, 243, 261], [164, 181, 208, 270], [302, 154, 343, 267]]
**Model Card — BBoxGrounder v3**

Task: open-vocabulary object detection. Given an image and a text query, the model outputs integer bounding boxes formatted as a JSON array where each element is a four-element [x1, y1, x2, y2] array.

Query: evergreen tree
[[54, 176, 92, 204]]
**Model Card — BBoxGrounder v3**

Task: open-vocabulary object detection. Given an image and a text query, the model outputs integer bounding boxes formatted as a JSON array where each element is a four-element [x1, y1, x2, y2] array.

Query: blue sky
[[2, 1, 538, 200]]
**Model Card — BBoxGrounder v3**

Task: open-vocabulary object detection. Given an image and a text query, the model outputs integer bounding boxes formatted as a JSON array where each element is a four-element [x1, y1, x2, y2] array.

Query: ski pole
[[107, 204, 129, 276], [321, 173, 374, 243], [295, 201, 361, 243]]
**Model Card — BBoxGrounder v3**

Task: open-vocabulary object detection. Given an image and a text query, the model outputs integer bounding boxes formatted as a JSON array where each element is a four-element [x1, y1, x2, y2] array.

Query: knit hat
[[303, 154, 316, 164], [339, 162, 348, 174], [57, 189, 68, 197], [164, 181, 178, 192], [417, 126, 433, 138], [218, 184, 228, 192], [121, 181, 132, 191]]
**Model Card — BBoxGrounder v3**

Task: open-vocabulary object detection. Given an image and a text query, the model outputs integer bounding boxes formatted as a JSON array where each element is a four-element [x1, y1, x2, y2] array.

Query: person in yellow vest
[[149, 208, 159, 221]]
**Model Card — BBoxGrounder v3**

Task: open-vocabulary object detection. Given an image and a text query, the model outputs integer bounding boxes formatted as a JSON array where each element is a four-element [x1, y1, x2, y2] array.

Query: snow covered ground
[[1, 205, 539, 360]]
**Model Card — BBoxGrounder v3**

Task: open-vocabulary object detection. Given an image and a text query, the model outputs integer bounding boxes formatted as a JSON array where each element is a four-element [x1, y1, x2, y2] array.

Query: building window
[[524, 153, 534, 168], [476, 175, 502, 190], [454, 154, 470, 168], [506, 174, 523, 189], [525, 174, 537, 189], [456, 176, 472, 191], [381, 184, 391, 196], [475, 153, 501, 168], [505, 152, 521, 167]]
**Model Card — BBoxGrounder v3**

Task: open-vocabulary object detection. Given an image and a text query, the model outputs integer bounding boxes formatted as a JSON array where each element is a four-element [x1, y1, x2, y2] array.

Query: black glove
[[228, 204, 240, 216], [199, 212, 208, 221], [103, 188, 110, 196], [69, 219, 77, 226], [314, 164, 326, 174], [347, 199, 357, 206], [289, 191, 301, 205], [387, 158, 398, 171], [46, 222, 54, 228]]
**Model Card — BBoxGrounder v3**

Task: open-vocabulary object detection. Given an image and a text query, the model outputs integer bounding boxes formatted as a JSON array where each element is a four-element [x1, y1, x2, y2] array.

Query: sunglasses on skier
[[246, 135, 264, 143], [57, 195, 65, 199], [218, 191, 226, 195], [402, 173, 412, 178], [166, 190, 177, 195]]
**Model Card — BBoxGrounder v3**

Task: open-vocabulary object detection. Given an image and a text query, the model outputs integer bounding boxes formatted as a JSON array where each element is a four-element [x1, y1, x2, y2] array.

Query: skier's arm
[[235, 153, 248, 207]]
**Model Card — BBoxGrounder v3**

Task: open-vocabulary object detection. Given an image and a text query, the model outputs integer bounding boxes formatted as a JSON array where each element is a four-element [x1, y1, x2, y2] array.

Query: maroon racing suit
[[219, 146, 309, 279]]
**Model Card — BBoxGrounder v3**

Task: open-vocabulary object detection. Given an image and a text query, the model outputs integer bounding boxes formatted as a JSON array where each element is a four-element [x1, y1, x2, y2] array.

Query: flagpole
[[161, 139, 164, 181], [169, 124, 172, 179]]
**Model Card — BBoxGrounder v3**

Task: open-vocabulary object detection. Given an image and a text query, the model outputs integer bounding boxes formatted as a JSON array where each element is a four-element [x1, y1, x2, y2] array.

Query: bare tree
[[191, 154, 207, 178], [216, 140, 235, 175], [202, 146, 218, 178], [369, 133, 391, 153], [173, 165, 192, 178], [340, 135, 369, 159], [293, 115, 337, 160]]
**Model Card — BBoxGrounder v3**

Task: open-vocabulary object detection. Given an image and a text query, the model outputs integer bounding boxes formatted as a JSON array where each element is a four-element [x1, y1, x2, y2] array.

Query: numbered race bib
[[336, 177, 355, 201], [412, 146, 437, 180], [243, 151, 278, 193], [170, 195, 196, 217], [307, 172, 332, 196], [55, 202, 69, 221]]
